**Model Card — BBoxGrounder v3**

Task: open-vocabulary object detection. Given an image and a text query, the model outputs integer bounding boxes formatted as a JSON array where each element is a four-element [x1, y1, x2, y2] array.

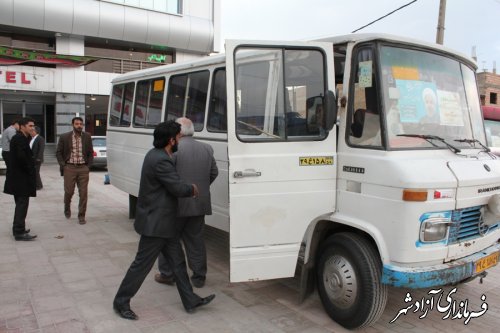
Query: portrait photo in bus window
[[207, 68, 227, 133], [379, 46, 479, 150], [165, 70, 209, 131]]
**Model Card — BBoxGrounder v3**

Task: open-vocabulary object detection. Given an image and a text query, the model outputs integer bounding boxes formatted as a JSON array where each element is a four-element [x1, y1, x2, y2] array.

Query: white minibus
[[107, 34, 500, 329]]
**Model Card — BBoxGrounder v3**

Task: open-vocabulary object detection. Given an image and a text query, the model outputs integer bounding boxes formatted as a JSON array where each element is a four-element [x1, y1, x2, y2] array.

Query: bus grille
[[448, 206, 499, 244]]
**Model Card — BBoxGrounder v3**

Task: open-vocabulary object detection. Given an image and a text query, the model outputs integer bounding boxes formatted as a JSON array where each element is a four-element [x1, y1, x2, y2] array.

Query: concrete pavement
[[1, 161, 500, 332]]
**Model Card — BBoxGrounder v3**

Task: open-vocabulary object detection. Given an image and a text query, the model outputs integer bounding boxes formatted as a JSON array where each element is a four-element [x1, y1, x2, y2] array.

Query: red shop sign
[[0, 70, 31, 84]]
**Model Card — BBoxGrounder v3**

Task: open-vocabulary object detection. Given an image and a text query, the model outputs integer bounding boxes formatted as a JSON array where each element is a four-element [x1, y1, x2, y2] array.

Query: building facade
[[0, 0, 219, 143], [477, 70, 500, 108]]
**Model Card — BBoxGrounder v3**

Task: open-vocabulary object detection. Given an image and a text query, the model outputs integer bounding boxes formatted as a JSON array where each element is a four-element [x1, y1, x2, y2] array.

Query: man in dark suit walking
[[3, 117, 37, 241], [113, 120, 215, 320], [56, 117, 93, 224], [155, 117, 218, 288], [30, 126, 45, 190]]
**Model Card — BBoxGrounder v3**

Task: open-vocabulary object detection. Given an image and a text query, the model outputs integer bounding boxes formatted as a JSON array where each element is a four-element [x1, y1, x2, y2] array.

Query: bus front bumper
[[382, 242, 500, 288]]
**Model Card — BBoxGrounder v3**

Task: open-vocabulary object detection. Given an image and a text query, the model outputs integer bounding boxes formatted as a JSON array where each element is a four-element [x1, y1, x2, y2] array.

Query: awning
[[0, 46, 97, 67]]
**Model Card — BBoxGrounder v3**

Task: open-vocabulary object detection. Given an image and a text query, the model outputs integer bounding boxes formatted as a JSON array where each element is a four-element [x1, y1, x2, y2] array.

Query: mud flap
[[299, 261, 316, 303]]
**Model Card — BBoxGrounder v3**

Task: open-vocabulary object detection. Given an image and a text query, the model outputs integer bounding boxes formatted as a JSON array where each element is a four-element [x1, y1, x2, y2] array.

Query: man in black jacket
[[113, 121, 215, 320], [30, 126, 45, 190], [3, 117, 37, 241], [155, 117, 218, 288]]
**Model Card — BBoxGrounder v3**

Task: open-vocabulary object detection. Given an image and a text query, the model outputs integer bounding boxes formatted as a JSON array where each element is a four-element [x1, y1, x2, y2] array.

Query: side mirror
[[324, 90, 337, 130], [306, 96, 324, 133]]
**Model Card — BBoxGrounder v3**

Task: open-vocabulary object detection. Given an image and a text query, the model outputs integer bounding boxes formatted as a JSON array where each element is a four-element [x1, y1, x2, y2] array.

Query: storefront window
[[101, 0, 182, 15]]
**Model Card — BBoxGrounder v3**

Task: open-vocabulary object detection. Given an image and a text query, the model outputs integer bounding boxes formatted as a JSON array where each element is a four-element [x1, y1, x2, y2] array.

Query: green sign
[[0, 46, 96, 66], [148, 54, 167, 63]]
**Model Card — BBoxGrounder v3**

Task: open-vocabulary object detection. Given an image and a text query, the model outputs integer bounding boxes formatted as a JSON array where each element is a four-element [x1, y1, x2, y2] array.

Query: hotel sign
[[0, 70, 31, 84]]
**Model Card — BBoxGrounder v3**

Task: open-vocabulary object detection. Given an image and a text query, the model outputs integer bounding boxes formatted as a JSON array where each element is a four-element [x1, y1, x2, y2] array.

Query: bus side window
[[109, 84, 124, 126], [233, 48, 327, 141], [109, 82, 134, 127], [348, 47, 382, 147], [133, 77, 164, 128], [207, 68, 227, 133], [165, 71, 210, 131]]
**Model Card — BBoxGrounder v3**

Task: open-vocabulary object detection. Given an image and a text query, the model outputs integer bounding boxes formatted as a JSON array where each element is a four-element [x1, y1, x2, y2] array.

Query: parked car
[[91, 136, 107, 169], [0, 134, 6, 173]]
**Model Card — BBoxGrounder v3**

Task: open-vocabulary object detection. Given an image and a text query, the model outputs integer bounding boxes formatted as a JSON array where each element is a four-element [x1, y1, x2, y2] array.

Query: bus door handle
[[233, 169, 262, 178]]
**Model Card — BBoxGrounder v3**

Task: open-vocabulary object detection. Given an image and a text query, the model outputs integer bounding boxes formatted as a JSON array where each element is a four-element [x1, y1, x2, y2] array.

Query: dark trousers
[[114, 235, 201, 310], [13, 195, 30, 236], [35, 162, 43, 189], [159, 216, 207, 281], [63, 164, 89, 218]]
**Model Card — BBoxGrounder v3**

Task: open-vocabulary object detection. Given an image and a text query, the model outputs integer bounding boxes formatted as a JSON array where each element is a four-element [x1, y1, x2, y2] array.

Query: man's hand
[[192, 184, 199, 198]]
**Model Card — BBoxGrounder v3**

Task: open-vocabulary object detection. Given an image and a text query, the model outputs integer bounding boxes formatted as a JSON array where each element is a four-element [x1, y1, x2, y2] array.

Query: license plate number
[[475, 252, 499, 273], [101, 151, 106, 157]]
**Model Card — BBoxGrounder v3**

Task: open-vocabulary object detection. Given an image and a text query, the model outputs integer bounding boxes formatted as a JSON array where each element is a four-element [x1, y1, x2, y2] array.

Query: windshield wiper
[[454, 138, 490, 152], [397, 134, 461, 153]]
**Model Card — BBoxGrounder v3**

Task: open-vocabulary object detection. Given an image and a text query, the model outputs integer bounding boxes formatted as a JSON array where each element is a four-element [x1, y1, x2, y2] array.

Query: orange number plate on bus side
[[475, 252, 500, 274]]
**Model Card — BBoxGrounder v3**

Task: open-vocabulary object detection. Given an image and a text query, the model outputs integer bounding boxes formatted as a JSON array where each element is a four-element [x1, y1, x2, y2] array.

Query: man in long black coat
[[30, 126, 45, 190], [3, 117, 37, 241], [113, 120, 215, 320]]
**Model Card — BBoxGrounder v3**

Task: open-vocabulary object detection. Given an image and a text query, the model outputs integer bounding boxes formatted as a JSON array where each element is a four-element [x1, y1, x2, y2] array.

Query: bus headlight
[[419, 212, 452, 243]]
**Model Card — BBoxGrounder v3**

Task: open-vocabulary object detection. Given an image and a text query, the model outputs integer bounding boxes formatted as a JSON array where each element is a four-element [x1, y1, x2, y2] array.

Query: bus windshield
[[379, 46, 485, 150]]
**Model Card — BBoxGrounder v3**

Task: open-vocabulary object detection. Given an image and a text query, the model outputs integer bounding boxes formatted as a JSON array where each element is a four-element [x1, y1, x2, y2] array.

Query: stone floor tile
[[32, 295, 75, 314], [35, 307, 82, 328], [2, 164, 500, 332]]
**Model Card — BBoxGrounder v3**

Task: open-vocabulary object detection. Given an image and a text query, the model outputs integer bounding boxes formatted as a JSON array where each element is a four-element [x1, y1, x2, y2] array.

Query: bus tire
[[317, 232, 387, 329]]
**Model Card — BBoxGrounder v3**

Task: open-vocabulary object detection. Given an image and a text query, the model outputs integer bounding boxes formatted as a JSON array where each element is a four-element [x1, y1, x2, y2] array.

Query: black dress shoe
[[14, 233, 37, 241], [64, 210, 71, 219], [186, 294, 215, 313], [113, 304, 138, 320]]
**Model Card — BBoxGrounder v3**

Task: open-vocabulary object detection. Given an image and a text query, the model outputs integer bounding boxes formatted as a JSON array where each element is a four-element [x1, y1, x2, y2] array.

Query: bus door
[[225, 40, 337, 282]]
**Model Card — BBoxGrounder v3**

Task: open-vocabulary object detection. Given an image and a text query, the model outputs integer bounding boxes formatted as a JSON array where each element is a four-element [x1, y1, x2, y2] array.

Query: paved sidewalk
[[1, 163, 500, 332]]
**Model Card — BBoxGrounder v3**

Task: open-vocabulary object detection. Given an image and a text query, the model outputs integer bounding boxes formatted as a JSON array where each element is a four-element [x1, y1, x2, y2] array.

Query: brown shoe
[[78, 217, 86, 224], [154, 273, 175, 285]]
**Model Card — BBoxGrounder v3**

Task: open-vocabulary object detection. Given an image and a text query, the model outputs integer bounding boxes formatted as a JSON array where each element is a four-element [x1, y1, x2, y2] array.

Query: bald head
[[176, 117, 195, 137]]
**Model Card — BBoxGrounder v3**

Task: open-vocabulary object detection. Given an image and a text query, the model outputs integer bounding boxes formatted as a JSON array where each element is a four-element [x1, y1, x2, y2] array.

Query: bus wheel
[[317, 232, 387, 329]]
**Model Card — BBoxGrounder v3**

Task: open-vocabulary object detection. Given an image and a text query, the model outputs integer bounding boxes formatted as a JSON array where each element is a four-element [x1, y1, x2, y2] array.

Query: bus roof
[[483, 106, 500, 121], [112, 53, 226, 84], [314, 33, 477, 69], [112, 33, 477, 84]]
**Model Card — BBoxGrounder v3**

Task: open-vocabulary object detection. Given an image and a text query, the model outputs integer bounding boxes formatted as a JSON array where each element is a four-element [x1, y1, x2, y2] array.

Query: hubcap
[[323, 254, 357, 309]]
